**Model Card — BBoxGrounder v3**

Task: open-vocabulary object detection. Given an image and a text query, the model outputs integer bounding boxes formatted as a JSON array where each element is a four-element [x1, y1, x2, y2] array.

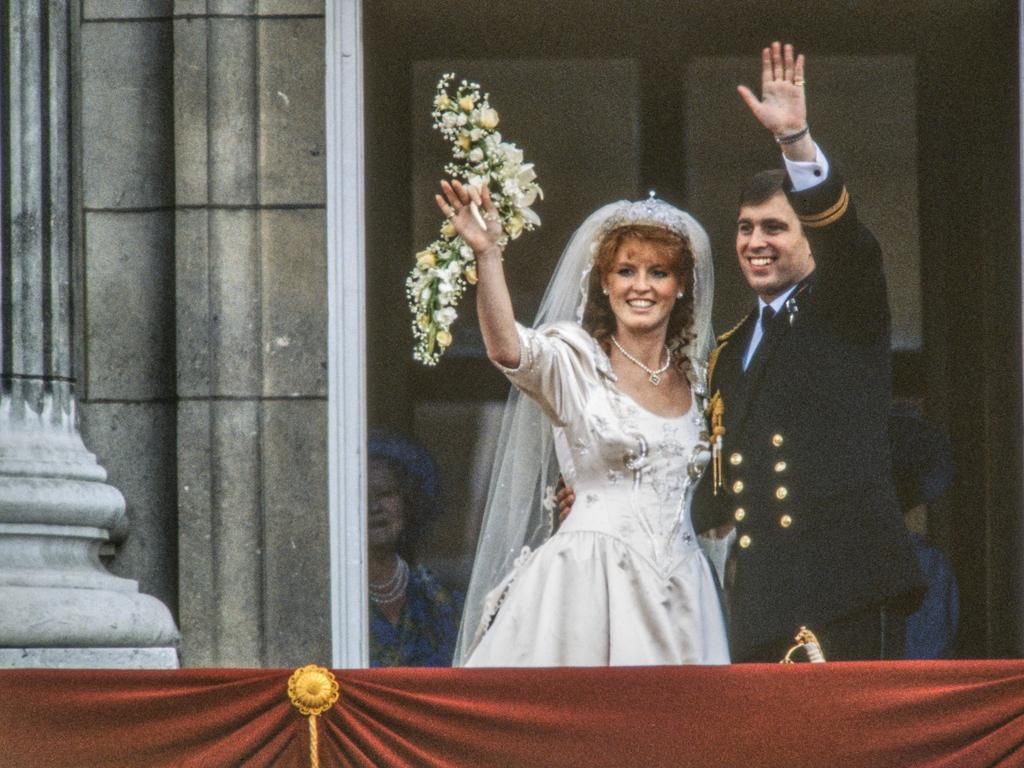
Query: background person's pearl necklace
[[611, 336, 671, 385], [369, 555, 410, 605]]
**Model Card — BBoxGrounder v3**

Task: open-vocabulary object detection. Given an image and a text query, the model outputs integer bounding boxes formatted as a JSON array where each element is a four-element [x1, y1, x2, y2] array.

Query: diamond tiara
[[597, 193, 693, 242]]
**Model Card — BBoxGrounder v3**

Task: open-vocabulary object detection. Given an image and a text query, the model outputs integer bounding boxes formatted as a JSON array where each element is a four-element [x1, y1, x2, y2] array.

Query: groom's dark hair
[[738, 169, 787, 209]]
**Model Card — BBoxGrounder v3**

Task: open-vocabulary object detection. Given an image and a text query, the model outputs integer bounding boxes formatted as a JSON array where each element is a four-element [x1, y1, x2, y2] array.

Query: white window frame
[[325, 0, 368, 668]]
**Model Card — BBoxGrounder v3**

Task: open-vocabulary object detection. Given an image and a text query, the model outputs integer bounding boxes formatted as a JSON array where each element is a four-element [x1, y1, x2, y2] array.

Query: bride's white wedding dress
[[463, 321, 730, 667]]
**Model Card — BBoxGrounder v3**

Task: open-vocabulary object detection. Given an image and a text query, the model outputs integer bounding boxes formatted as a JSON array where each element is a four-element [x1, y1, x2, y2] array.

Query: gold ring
[[794, 79, 806, 87], [483, 212, 499, 222]]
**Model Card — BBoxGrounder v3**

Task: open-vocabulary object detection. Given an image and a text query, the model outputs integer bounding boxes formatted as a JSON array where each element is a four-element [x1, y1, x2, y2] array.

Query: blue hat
[[368, 427, 442, 522]]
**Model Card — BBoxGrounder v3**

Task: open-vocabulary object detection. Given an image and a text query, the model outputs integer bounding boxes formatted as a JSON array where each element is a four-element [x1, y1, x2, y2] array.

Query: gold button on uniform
[[780, 514, 793, 528], [734, 508, 746, 522], [775, 486, 788, 500], [772, 434, 784, 447], [739, 534, 752, 549], [774, 461, 787, 473], [732, 480, 744, 494], [729, 452, 743, 466]]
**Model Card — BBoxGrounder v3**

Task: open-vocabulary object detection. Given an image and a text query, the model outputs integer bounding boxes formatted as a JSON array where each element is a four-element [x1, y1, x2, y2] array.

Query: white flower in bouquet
[[407, 73, 544, 365], [434, 306, 458, 326]]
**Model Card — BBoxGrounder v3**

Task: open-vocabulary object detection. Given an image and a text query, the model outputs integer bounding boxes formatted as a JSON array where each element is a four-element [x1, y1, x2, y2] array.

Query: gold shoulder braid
[[704, 316, 745, 496], [706, 347, 724, 393], [707, 315, 746, 388], [288, 664, 341, 768]]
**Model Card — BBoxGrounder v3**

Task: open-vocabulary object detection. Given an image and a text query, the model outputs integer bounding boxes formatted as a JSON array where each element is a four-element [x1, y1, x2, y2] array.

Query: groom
[[691, 42, 924, 662]]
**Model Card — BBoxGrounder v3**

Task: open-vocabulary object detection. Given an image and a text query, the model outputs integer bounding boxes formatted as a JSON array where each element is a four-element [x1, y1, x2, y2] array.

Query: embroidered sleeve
[[493, 321, 597, 427]]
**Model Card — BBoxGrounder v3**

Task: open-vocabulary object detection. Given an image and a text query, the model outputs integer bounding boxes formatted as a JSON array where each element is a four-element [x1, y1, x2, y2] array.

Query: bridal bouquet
[[408, 73, 543, 365]]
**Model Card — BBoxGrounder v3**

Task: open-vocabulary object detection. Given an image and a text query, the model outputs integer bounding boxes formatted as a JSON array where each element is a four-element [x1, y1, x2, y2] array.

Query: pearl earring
[[676, 291, 684, 299]]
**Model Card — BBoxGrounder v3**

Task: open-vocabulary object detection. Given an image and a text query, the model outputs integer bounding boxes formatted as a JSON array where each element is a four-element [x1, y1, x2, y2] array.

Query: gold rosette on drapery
[[288, 665, 340, 768]]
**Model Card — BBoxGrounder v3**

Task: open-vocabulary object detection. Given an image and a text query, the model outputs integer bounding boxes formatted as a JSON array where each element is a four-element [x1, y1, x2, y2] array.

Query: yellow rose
[[505, 214, 524, 239], [416, 250, 437, 268], [440, 221, 456, 238], [418, 314, 432, 330], [478, 108, 499, 129], [465, 264, 478, 284], [436, 329, 453, 347], [435, 94, 451, 110], [457, 133, 472, 151], [458, 95, 475, 112]]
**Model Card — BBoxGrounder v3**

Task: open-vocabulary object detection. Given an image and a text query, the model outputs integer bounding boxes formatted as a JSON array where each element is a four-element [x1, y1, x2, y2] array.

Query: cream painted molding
[[325, 0, 368, 669]]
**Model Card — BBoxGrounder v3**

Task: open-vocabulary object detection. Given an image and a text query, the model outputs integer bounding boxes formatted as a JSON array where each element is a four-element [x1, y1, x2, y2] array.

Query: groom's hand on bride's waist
[[555, 477, 575, 526]]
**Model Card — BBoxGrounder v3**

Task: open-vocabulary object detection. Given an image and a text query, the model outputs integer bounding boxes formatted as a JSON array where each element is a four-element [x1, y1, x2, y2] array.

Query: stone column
[[0, 1, 178, 668]]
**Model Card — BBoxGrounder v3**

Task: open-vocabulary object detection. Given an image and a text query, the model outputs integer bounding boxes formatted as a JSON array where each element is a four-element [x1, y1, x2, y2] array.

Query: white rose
[[442, 113, 458, 128], [468, 148, 484, 163], [456, 113, 468, 126], [470, 128, 485, 141], [434, 307, 457, 325]]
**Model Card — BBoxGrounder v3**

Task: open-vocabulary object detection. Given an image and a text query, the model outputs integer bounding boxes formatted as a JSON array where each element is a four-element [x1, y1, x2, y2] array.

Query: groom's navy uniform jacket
[[693, 167, 924, 661]]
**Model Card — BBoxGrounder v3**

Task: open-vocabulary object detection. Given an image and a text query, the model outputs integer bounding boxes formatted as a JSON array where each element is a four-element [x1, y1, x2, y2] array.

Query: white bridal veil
[[453, 197, 715, 665]]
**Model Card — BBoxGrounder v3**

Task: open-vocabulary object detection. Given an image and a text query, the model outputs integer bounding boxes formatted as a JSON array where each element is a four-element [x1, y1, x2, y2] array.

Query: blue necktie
[[746, 305, 778, 372]]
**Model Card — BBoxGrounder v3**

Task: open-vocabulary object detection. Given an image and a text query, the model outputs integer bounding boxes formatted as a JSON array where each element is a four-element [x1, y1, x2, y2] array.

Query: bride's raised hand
[[435, 180, 503, 256], [737, 41, 807, 140]]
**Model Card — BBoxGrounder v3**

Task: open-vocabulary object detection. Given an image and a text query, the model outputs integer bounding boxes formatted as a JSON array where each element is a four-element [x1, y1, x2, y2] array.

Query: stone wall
[[78, 0, 329, 667]]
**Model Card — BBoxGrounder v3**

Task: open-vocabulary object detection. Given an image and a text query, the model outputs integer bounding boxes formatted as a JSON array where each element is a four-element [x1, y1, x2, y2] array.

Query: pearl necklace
[[611, 336, 671, 385], [369, 555, 410, 605]]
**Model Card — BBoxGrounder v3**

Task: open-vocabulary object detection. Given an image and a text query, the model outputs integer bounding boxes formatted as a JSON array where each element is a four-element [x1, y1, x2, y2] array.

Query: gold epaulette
[[799, 185, 849, 229], [707, 316, 747, 387]]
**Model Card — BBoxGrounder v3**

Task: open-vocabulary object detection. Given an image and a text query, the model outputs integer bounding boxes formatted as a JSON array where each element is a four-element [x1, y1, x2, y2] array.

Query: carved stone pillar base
[[0, 647, 177, 669], [0, 382, 179, 666]]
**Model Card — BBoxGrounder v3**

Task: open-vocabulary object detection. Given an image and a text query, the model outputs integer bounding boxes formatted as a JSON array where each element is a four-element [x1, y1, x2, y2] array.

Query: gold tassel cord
[[288, 665, 341, 768], [308, 715, 320, 768], [709, 393, 725, 495]]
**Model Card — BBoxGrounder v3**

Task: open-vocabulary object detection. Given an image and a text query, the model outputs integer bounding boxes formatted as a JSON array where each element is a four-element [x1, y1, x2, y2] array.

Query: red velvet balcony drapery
[[2, 661, 1024, 767]]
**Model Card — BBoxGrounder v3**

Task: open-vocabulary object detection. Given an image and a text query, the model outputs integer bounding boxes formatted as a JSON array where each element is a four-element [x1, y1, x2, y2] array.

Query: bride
[[437, 181, 729, 666]]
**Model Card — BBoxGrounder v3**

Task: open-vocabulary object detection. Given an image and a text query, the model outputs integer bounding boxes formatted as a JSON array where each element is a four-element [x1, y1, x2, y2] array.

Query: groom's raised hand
[[737, 41, 815, 162]]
